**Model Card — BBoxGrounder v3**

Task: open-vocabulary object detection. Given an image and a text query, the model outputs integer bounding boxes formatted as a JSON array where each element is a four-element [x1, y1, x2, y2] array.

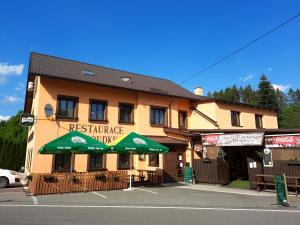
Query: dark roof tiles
[[29, 52, 205, 100]]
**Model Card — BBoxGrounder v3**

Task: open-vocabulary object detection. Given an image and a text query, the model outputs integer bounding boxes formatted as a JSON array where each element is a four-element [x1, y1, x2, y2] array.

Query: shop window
[[255, 114, 263, 128], [150, 107, 167, 126], [89, 100, 107, 122], [57, 96, 78, 119], [149, 154, 159, 167], [53, 154, 71, 172], [231, 111, 241, 127], [178, 111, 187, 128], [119, 103, 134, 123], [118, 154, 130, 169], [88, 153, 105, 171]]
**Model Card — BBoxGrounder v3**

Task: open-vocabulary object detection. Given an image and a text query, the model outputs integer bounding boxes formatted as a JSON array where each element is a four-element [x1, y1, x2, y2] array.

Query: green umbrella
[[39, 131, 110, 171], [108, 132, 169, 190]]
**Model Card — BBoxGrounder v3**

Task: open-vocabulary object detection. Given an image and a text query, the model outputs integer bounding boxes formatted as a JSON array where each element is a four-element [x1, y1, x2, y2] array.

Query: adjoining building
[[25, 52, 295, 185]]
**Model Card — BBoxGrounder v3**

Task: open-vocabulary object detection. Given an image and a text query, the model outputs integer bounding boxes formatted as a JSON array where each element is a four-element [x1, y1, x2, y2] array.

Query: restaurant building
[[24, 52, 286, 184]]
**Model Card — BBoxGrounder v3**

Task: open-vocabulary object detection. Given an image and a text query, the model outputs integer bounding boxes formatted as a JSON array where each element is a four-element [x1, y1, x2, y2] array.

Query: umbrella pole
[[124, 152, 133, 191], [129, 152, 133, 190], [70, 153, 74, 172]]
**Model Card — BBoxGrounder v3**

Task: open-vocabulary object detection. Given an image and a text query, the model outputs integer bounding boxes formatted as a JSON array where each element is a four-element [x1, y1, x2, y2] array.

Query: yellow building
[[24, 52, 278, 183]]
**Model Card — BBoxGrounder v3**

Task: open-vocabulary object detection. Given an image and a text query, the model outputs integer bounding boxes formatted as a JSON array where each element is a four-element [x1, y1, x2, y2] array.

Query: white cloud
[[1, 95, 23, 103], [239, 74, 254, 82], [14, 81, 25, 91], [0, 63, 24, 75], [272, 84, 291, 92], [0, 62, 24, 84], [267, 67, 273, 72], [0, 115, 11, 121]]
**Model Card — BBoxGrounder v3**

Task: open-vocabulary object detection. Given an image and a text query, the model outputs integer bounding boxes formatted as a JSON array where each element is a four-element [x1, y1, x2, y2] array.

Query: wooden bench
[[254, 174, 300, 196]]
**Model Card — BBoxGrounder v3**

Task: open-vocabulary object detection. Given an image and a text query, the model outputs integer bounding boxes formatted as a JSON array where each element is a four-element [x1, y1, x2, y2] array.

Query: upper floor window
[[57, 96, 78, 119], [119, 103, 134, 123], [89, 100, 107, 122], [231, 111, 241, 127], [150, 107, 167, 126], [88, 153, 105, 171], [255, 114, 263, 128], [178, 111, 187, 128]]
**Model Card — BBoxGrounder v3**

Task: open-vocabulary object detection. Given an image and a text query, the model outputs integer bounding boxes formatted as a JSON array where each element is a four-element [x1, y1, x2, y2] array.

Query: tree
[[240, 85, 257, 105], [0, 112, 28, 170], [256, 74, 278, 110], [279, 104, 300, 129]]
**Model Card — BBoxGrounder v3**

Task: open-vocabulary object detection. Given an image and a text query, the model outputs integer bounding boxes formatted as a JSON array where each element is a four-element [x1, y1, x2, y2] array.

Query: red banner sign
[[265, 135, 300, 148], [202, 134, 220, 145]]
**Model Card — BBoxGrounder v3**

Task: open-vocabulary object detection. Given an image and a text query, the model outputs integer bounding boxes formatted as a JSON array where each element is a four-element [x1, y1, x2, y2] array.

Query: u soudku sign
[[216, 133, 264, 146], [69, 123, 125, 143]]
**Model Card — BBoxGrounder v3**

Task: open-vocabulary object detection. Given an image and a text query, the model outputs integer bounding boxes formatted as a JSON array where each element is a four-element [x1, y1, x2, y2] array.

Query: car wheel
[[0, 177, 9, 188]]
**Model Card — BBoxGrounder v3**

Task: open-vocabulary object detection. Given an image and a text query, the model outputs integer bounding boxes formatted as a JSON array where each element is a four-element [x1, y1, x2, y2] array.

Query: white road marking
[[23, 185, 38, 205], [0, 204, 299, 213], [175, 186, 273, 197], [133, 188, 158, 194], [161, 184, 170, 187], [91, 191, 107, 199]]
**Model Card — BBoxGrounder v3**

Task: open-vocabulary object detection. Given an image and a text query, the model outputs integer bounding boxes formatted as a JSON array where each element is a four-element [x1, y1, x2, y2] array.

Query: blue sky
[[0, 0, 299, 119]]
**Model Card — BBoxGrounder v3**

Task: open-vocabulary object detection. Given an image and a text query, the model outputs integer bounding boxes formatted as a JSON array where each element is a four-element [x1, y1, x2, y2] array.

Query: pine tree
[[256, 74, 278, 110]]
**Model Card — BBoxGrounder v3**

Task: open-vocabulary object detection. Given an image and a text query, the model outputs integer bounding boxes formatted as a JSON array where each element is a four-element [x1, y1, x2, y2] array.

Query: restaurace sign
[[69, 123, 125, 143]]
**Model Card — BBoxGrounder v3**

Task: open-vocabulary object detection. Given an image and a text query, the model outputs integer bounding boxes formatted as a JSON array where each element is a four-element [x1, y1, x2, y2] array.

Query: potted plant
[[95, 173, 107, 182], [72, 176, 80, 184], [112, 175, 120, 182], [43, 175, 57, 183]]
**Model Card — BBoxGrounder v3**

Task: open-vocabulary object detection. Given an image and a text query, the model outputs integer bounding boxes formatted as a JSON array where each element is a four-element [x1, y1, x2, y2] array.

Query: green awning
[[39, 131, 110, 154], [108, 132, 169, 154]]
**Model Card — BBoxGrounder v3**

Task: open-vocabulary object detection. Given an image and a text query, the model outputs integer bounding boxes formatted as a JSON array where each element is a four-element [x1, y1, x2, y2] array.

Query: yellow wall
[[26, 77, 191, 174], [215, 102, 278, 129], [25, 76, 279, 174]]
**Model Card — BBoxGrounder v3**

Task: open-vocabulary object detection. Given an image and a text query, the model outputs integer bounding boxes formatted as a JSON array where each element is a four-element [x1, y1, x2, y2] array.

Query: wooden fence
[[194, 159, 229, 185], [28, 171, 128, 195]]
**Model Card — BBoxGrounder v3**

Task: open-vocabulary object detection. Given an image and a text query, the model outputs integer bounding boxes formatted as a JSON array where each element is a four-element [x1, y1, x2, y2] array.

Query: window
[[54, 154, 71, 172], [255, 114, 263, 128], [118, 154, 130, 169], [150, 107, 167, 126], [149, 154, 159, 167], [231, 111, 241, 127], [119, 103, 134, 123], [89, 100, 107, 122], [178, 111, 187, 128], [57, 96, 78, 119], [88, 153, 105, 171]]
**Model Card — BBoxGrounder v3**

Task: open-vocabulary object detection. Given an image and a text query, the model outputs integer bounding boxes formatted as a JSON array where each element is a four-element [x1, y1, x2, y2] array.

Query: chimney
[[194, 87, 203, 96]]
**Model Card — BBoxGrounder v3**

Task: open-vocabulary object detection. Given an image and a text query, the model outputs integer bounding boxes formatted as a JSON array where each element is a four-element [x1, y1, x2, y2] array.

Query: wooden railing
[[28, 171, 128, 195]]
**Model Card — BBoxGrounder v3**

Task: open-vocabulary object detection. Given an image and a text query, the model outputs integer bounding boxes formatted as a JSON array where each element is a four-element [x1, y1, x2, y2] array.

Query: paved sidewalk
[[164, 183, 276, 196]]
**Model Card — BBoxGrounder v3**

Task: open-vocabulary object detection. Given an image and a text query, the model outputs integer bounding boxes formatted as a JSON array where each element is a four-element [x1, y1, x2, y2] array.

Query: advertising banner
[[216, 133, 264, 146], [265, 135, 300, 148]]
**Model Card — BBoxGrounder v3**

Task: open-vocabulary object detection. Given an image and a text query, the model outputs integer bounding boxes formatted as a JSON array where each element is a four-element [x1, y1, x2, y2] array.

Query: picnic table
[[254, 174, 300, 196]]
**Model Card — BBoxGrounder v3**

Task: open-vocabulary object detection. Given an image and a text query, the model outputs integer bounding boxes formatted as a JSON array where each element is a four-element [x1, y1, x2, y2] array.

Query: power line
[[180, 12, 300, 84]]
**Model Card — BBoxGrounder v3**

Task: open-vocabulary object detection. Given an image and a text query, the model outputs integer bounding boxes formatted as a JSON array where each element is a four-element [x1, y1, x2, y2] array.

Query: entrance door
[[163, 145, 186, 183]]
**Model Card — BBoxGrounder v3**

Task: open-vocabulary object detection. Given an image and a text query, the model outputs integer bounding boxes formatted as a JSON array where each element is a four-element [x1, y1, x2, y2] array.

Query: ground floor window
[[118, 154, 130, 169], [54, 154, 71, 172], [88, 153, 105, 171], [149, 154, 159, 167]]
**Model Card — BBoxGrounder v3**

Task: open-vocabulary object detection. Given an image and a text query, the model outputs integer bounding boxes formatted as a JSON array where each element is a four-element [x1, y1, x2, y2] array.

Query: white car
[[0, 169, 22, 188]]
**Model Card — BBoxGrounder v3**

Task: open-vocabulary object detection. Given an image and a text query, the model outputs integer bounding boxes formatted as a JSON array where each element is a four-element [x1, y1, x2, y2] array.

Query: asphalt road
[[0, 185, 300, 225]]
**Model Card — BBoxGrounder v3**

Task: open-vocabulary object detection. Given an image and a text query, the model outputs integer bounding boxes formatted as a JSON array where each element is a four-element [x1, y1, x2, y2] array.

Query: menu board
[[274, 174, 289, 207], [184, 166, 193, 183]]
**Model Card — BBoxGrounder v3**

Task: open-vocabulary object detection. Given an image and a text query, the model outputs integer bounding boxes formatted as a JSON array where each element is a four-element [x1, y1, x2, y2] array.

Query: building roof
[[28, 52, 207, 100]]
